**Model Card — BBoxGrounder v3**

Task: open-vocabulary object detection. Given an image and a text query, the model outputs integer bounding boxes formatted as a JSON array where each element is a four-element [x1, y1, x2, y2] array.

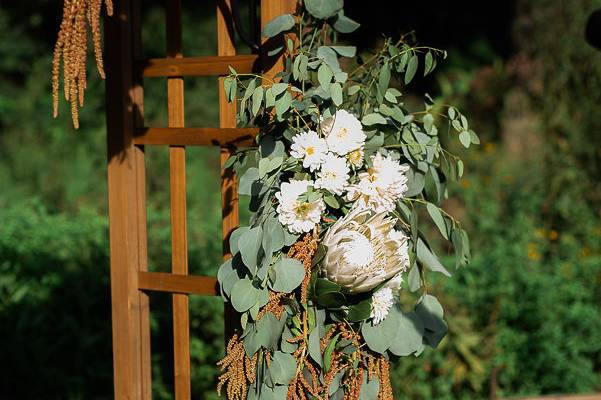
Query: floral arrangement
[[217, 1, 478, 399]]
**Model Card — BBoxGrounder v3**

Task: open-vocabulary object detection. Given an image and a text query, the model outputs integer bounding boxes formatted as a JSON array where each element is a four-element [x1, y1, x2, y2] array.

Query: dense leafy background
[[0, 0, 600, 399]]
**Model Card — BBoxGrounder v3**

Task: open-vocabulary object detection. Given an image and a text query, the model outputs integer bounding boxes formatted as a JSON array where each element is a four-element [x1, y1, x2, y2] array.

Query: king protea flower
[[320, 208, 410, 293]]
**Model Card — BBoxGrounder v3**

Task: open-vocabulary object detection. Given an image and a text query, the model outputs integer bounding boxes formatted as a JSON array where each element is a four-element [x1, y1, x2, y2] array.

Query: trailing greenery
[[214, 1, 482, 397]]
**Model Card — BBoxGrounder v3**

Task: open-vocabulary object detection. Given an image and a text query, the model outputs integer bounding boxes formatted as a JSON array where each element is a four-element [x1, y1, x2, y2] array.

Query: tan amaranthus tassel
[[256, 291, 288, 320], [287, 229, 319, 304], [377, 357, 394, 400], [52, 0, 113, 128], [217, 334, 258, 400]]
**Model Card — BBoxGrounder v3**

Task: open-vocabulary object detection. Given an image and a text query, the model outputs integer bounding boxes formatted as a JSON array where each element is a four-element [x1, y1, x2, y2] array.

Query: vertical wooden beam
[[166, 0, 191, 399], [104, 0, 150, 398], [217, 0, 240, 342], [131, 0, 152, 398]]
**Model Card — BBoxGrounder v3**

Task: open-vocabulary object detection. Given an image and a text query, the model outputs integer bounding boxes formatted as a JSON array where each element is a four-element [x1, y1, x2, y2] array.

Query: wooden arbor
[[103, 0, 295, 398]]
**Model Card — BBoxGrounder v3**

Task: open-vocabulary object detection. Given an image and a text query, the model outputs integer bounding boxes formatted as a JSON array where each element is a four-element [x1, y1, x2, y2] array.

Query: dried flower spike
[[52, 0, 113, 129]]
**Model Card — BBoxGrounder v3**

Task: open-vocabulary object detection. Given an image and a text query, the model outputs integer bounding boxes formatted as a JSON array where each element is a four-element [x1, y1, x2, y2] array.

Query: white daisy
[[347, 147, 364, 168], [346, 152, 410, 213], [321, 110, 366, 156], [314, 153, 350, 195], [275, 179, 325, 234], [370, 286, 395, 325], [289, 130, 328, 172]]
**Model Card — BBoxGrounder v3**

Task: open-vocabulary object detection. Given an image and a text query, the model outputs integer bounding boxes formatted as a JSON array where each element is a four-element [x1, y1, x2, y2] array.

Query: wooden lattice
[[104, 0, 295, 398]]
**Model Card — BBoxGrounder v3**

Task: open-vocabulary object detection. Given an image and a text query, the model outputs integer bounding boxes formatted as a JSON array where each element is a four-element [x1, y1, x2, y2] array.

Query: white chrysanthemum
[[321, 110, 366, 156], [314, 154, 350, 195], [370, 287, 394, 325], [346, 152, 410, 213], [347, 147, 364, 168], [290, 130, 328, 171], [321, 208, 411, 293], [275, 180, 325, 234]]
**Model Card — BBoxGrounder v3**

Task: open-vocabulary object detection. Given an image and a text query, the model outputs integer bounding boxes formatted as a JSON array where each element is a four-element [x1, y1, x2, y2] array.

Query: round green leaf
[[331, 46, 357, 58], [318, 63, 333, 88], [388, 310, 425, 356], [231, 279, 260, 312], [362, 113, 387, 126], [270, 351, 297, 385], [360, 375, 380, 399], [361, 308, 399, 354], [271, 83, 289, 96], [259, 384, 289, 400], [304, 0, 343, 19], [405, 168, 425, 197], [317, 291, 346, 308], [262, 14, 295, 38], [346, 298, 372, 322], [332, 13, 360, 33], [238, 167, 259, 195], [239, 226, 263, 273], [270, 257, 305, 293], [415, 294, 448, 348], [281, 327, 298, 354], [330, 82, 343, 106], [217, 258, 239, 297]]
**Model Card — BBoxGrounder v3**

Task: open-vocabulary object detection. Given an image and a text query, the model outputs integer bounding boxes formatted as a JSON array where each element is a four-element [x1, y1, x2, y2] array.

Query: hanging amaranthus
[[52, 0, 113, 129]]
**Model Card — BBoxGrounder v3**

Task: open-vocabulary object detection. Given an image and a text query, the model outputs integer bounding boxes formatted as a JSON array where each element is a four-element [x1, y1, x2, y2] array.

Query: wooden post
[[104, 1, 298, 398], [165, 0, 192, 399], [104, 0, 151, 398]]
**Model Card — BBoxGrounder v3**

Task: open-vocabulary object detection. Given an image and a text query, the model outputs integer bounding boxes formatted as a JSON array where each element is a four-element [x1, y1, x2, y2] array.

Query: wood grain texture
[[138, 272, 219, 295], [131, 0, 152, 397], [166, 0, 191, 398], [104, 0, 149, 398], [142, 54, 259, 77], [133, 127, 258, 147]]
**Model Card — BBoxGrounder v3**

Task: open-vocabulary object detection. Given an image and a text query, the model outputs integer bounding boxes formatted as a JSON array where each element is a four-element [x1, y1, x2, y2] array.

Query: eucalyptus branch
[[404, 197, 462, 228]]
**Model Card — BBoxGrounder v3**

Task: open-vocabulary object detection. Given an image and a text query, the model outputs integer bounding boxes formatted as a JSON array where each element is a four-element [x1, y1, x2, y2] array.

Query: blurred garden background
[[1, 0, 600, 399]]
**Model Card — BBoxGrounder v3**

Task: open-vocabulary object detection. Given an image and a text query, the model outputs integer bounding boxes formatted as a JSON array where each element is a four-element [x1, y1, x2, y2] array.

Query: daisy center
[[293, 202, 312, 217], [367, 171, 379, 182], [348, 150, 362, 164], [336, 127, 349, 140], [306, 146, 315, 155]]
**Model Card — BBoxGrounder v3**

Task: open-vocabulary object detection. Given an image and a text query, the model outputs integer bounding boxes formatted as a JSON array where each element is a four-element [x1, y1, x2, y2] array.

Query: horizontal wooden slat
[[138, 271, 218, 296], [141, 54, 259, 77], [133, 127, 258, 146]]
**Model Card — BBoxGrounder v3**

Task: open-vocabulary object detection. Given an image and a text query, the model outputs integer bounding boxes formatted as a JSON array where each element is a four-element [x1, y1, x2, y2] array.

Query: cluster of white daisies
[[276, 109, 410, 235], [273, 109, 413, 325]]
